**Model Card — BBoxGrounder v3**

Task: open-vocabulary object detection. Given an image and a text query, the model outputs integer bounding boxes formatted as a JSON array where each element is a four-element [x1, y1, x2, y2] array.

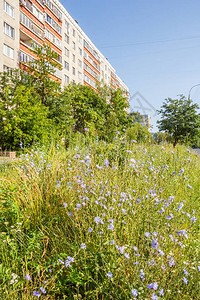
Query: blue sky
[[61, 0, 200, 131]]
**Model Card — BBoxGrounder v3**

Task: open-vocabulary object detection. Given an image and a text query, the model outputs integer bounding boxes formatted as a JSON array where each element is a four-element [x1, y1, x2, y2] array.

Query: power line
[[99, 35, 200, 49]]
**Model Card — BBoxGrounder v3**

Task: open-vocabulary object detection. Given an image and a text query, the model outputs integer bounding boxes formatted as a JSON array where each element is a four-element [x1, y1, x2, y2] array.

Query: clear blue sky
[[61, 0, 200, 131]]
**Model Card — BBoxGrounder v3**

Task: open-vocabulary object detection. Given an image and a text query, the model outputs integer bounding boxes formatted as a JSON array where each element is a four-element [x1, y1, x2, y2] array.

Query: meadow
[[0, 137, 200, 299]]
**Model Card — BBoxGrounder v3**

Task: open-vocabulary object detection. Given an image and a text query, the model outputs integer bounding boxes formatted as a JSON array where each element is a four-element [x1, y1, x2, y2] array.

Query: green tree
[[157, 95, 200, 147], [126, 122, 152, 143], [0, 73, 50, 150], [62, 84, 106, 135], [25, 42, 62, 105], [109, 89, 129, 132]]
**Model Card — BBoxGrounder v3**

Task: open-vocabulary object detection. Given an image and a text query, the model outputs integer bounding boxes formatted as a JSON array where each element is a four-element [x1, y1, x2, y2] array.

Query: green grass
[[0, 140, 200, 299]]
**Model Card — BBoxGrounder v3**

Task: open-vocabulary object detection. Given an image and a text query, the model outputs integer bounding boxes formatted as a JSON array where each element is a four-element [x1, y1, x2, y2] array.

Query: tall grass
[[0, 139, 200, 299]]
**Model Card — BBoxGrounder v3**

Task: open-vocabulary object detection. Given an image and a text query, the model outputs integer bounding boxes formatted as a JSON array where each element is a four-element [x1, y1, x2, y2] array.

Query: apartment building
[[0, 0, 129, 96]]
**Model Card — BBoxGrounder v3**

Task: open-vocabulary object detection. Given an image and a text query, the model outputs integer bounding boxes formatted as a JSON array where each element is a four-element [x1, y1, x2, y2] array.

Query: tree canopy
[[157, 95, 200, 146]]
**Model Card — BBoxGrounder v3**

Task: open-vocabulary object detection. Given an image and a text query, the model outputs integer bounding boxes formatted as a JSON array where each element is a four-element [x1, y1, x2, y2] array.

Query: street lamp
[[188, 84, 200, 100]]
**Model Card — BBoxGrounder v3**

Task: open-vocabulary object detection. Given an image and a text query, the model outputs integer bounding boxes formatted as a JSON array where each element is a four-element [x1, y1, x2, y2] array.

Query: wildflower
[[191, 216, 197, 222], [177, 230, 188, 239], [151, 239, 159, 249], [118, 246, 126, 254], [157, 249, 164, 256], [133, 246, 138, 252], [183, 277, 188, 284], [104, 159, 109, 167], [108, 224, 114, 230], [33, 291, 40, 297], [147, 282, 158, 290], [48, 269, 52, 273], [63, 203, 68, 208], [55, 181, 61, 188], [161, 264, 166, 271], [68, 212, 73, 216], [198, 266, 200, 272], [159, 289, 164, 296], [124, 253, 130, 259], [80, 243, 86, 249], [131, 289, 138, 297], [65, 260, 71, 268], [145, 232, 151, 238], [40, 287, 46, 294], [58, 259, 64, 264], [151, 293, 158, 300], [107, 272, 113, 278], [110, 240, 115, 245], [67, 256, 75, 262], [25, 273, 31, 281], [88, 227, 93, 232], [84, 128, 89, 132], [183, 268, 188, 276], [94, 216, 104, 225]]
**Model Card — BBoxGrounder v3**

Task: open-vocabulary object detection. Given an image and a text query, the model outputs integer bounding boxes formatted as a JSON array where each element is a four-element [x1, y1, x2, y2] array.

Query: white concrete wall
[[0, 0, 19, 72]]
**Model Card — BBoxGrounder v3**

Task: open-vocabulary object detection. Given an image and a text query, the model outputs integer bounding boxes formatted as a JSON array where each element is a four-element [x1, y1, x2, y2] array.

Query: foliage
[[153, 132, 171, 144], [157, 95, 200, 147], [126, 122, 152, 143], [0, 141, 200, 299], [62, 84, 107, 134], [25, 43, 62, 105], [0, 74, 50, 150]]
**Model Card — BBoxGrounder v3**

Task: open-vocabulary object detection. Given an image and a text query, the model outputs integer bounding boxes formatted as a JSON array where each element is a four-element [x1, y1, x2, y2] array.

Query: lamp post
[[188, 84, 200, 100]]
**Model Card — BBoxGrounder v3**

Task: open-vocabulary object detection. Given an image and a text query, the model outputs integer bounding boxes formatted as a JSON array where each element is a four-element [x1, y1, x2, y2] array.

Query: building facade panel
[[0, 0, 129, 97], [0, 0, 20, 72]]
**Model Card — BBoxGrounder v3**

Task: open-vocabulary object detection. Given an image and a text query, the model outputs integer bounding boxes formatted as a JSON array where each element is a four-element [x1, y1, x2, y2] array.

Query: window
[[78, 35, 82, 44], [105, 74, 107, 79], [64, 61, 69, 70], [72, 42, 75, 50], [78, 72, 82, 79], [46, 14, 62, 34], [105, 65, 107, 71], [65, 34, 69, 44], [32, 5, 43, 22], [4, 22, 14, 38], [3, 44, 14, 59], [65, 47, 69, 57], [72, 67, 75, 75], [79, 48, 82, 56], [45, 29, 61, 47], [65, 20, 69, 32], [3, 65, 12, 72], [20, 12, 44, 38], [20, 51, 32, 63], [3, 1, 14, 17], [64, 75, 69, 84], [78, 59, 82, 68], [45, 0, 62, 19], [72, 54, 75, 63], [73, 29, 75, 37]]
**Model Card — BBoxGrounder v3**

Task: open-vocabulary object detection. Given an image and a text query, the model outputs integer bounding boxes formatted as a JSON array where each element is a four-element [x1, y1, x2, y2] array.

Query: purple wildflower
[[107, 272, 113, 278], [40, 287, 46, 294], [80, 243, 86, 249], [33, 291, 40, 297], [151, 239, 159, 249], [25, 273, 31, 281], [131, 289, 138, 297], [147, 282, 158, 290], [145, 232, 151, 238], [151, 293, 158, 300]]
